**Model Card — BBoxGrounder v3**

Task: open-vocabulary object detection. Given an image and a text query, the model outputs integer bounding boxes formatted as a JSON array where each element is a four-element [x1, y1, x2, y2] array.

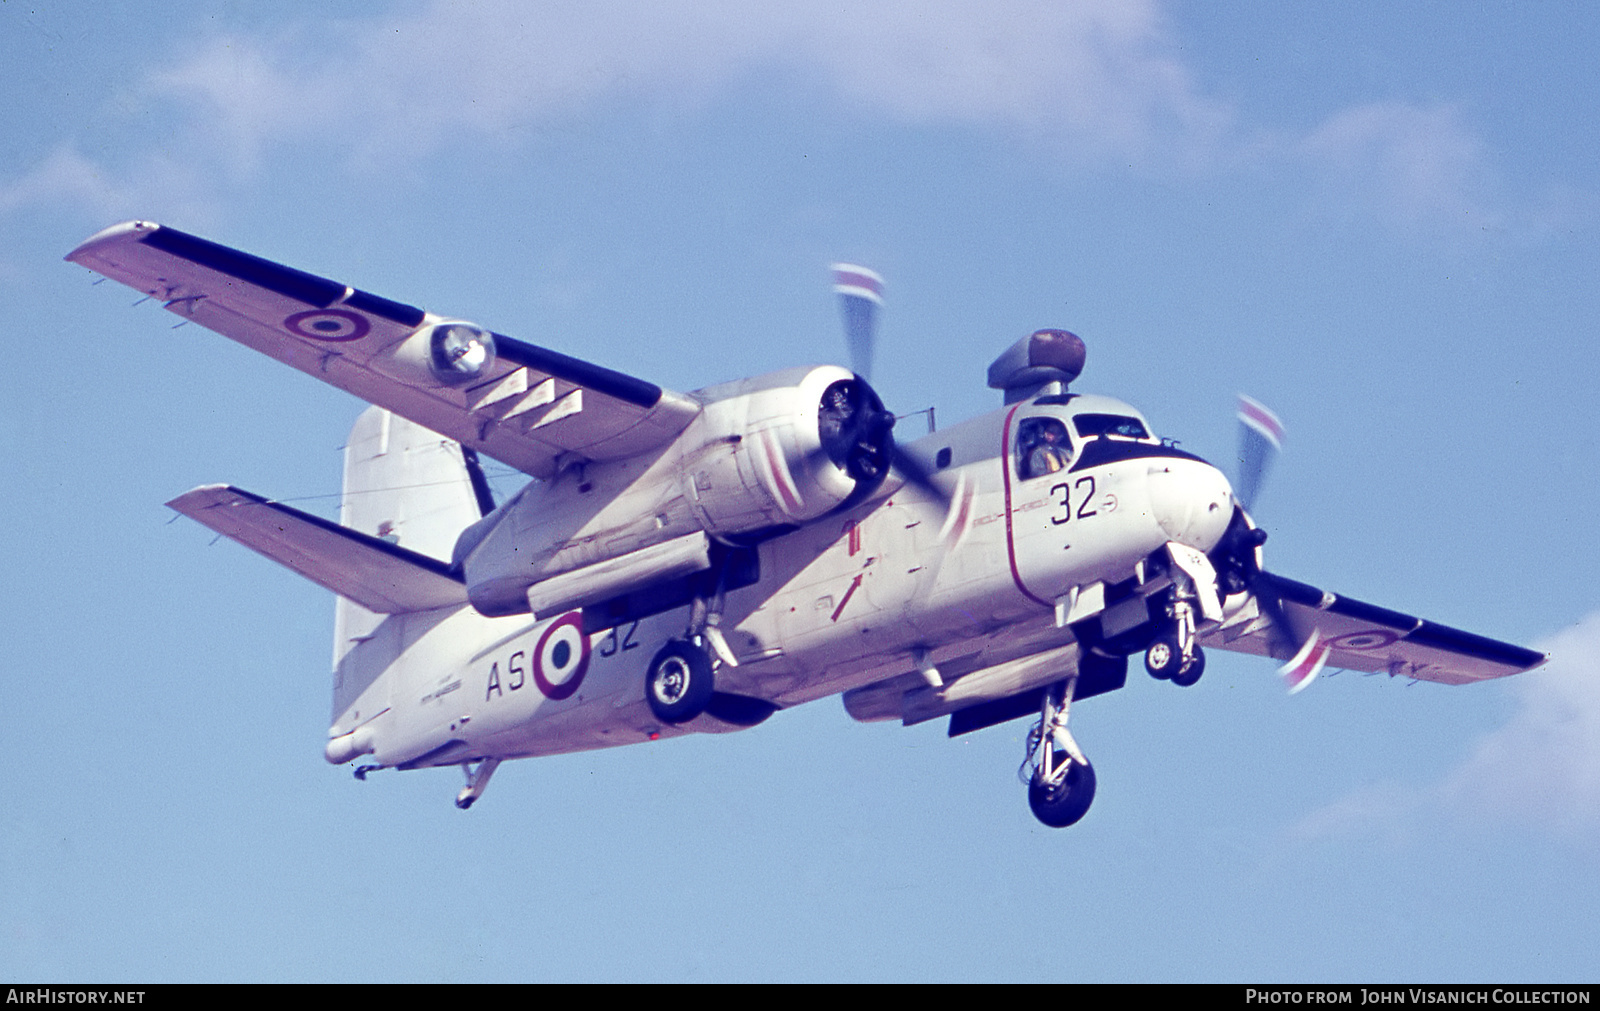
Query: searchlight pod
[[988, 328, 1086, 402], [371, 321, 498, 388]]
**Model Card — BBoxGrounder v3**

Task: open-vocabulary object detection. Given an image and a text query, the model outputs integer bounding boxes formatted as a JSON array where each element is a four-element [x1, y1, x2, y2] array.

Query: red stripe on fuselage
[[1000, 403, 1054, 609]]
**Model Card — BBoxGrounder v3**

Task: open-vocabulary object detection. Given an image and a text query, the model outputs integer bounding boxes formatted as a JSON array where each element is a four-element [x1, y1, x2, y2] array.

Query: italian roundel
[[283, 309, 371, 342], [534, 612, 590, 700]]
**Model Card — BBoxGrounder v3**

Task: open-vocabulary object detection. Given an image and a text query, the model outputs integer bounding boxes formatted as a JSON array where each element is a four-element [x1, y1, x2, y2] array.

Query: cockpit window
[[1073, 413, 1149, 440], [1017, 417, 1073, 479]]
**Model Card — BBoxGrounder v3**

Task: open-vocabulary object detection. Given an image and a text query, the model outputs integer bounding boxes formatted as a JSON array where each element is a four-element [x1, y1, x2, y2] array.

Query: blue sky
[[4, 1, 1599, 982]]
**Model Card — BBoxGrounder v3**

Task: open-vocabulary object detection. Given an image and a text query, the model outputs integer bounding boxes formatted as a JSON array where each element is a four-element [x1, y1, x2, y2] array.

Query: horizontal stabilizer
[[168, 485, 468, 614]]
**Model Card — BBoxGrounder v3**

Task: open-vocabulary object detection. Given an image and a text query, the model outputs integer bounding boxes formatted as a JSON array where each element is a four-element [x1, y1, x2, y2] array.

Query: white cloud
[[0, 146, 135, 218], [1294, 612, 1600, 842], [0, 1, 1562, 239], [1300, 101, 1501, 234], [1439, 613, 1600, 834], [131, 0, 1224, 170]]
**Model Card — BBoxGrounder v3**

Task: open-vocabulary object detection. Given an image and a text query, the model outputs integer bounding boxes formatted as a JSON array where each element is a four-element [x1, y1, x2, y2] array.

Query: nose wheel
[[1145, 597, 1205, 687]]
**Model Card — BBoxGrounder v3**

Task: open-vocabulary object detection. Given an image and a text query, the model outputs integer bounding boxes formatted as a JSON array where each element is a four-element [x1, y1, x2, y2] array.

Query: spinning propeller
[[1217, 394, 1329, 692], [826, 264, 949, 511]]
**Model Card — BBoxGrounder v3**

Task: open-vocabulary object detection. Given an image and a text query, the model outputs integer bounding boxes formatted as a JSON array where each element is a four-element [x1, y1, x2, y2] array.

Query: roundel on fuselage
[[534, 612, 590, 700]]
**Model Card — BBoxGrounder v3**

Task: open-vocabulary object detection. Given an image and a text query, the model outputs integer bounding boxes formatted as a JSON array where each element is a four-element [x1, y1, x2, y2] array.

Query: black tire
[[1170, 647, 1205, 688], [646, 640, 715, 724], [1144, 633, 1180, 680], [1028, 759, 1097, 828]]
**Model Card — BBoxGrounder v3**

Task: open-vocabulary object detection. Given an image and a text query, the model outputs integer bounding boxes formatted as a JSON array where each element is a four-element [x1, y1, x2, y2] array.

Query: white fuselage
[[328, 391, 1236, 770]]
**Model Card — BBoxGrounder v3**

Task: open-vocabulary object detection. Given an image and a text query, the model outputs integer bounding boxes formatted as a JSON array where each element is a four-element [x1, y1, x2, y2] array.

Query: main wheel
[[1028, 758, 1097, 828], [646, 640, 715, 724], [1170, 647, 1206, 687], [1144, 632, 1180, 680]]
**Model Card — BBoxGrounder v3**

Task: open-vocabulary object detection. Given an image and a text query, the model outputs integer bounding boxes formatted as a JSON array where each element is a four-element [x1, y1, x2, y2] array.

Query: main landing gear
[[1145, 595, 1205, 687], [1021, 676, 1097, 828], [644, 566, 750, 725], [646, 638, 716, 724]]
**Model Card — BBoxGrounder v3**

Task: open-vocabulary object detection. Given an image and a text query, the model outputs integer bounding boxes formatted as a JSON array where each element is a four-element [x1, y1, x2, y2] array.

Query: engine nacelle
[[454, 365, 899, 617], [371, 321, 497, 388], [681, 364, 893, 534]]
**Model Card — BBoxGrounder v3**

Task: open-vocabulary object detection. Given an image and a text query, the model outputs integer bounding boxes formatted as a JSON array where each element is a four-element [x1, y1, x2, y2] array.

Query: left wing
[[67, 221, 701, 478], [1202, 574, 1545, 685]]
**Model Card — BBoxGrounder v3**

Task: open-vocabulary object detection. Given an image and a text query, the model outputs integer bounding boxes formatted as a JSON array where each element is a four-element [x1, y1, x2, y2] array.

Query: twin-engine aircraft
[[68, 221, 1545, 827]]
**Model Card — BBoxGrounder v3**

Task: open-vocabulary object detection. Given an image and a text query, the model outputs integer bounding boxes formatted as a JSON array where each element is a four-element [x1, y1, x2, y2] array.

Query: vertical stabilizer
[[333, 408, 486, 719]]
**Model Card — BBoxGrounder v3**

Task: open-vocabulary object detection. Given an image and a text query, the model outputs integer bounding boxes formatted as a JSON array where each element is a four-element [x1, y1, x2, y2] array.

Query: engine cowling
[[679, 364, 896, 536], [453, 364, 900, 617]]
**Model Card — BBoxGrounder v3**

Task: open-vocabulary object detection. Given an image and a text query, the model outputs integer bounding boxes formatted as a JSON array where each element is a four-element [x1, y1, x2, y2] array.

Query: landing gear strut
[[1145, 595, 1205, 687], [1021, 677, 1097, 828], [645, 560, 745, 726]]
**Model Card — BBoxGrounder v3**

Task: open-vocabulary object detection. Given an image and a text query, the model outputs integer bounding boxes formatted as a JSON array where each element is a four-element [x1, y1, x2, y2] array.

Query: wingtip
[[165, 483, 240, 515], [65, 219, 160, 264]]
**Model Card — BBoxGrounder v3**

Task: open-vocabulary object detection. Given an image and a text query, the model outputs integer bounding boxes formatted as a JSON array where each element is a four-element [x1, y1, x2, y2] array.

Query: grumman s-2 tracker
[[69, 221, 1545, 827]]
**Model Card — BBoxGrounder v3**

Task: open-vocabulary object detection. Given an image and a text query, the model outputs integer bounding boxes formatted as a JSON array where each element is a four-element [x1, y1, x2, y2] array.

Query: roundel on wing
[[534, 612, 590, 700], [284, 308, 371, 342], [1326, 630, 1400, 651]]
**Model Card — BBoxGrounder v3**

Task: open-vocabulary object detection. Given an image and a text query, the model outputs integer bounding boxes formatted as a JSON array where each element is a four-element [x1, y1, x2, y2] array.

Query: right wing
[[68, 221, 701, 478], [1203, 574, 1546, 686]]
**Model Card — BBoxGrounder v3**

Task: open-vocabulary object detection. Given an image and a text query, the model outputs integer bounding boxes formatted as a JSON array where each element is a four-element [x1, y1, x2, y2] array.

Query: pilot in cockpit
[[1018, 417, 1073, 479]]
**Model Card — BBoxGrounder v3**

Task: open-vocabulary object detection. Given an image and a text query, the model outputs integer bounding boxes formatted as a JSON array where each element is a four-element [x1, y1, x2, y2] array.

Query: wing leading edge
[[68, 221, 701, 478], [1203, 574, 1545, 686]]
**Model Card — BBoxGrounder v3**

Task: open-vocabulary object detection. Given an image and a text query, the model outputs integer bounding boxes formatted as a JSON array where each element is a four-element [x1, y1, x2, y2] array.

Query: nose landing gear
[[1145, 592, 1206, 687]]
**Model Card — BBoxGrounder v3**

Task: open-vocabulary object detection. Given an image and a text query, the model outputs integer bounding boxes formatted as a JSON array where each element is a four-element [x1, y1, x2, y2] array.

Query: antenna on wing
[[832, 264, 883, 382]]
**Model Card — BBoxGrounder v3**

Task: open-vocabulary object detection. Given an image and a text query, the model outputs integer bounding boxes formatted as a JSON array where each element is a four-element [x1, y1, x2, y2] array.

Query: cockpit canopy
[[1013, 393, 1159, 481]]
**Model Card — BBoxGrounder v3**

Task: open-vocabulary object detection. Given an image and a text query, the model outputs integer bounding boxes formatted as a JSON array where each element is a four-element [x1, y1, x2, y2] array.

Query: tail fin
[[333, 408, 491, 703]]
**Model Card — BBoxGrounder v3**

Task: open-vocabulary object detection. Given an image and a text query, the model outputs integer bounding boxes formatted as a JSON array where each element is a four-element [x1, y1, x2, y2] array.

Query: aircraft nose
[[1147, 457, 1234, 552]]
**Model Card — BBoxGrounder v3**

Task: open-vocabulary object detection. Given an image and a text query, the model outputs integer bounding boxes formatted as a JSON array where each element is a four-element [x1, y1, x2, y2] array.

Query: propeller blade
[[888, 442, 951, 510], [1236, 394, 1283, 511], [1278, 627, 1331, 694], [1251, 570, 1329, 693], [832, 264, 883, 382], [1250, 570, 1301, 659]]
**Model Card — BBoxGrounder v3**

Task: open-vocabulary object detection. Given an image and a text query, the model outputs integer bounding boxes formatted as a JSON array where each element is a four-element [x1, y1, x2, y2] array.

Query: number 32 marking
[[1050, 476, 1098, 525], [597, 621, 640, 657]]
